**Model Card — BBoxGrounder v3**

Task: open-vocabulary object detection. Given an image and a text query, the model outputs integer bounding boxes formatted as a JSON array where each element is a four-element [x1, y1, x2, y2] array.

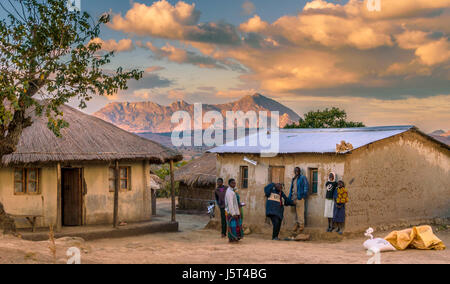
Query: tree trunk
[[170, 160, 176, 222]]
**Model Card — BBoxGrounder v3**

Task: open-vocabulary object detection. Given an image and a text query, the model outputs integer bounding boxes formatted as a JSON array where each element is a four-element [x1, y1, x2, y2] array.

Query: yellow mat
[[385, 225, 446, 250]]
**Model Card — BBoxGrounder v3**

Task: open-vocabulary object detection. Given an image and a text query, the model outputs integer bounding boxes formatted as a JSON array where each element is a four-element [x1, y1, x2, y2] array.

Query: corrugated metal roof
[[208, 126, 415, 154]]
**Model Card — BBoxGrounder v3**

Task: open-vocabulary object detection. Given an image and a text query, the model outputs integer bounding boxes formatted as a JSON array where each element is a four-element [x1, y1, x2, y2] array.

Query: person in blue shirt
[[288, 167, 309, 233], [264, 183, 294, 240]]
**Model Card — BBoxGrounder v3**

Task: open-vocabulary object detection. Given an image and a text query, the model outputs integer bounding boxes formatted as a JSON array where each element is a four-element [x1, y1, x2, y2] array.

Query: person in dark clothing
[[324, 172, 338, 232], [264, 183, 294, 240], [215, 178, 227, 237]]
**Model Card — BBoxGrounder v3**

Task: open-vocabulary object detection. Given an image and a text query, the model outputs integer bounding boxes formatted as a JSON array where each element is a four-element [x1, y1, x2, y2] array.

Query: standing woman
[[333, 180, 349, 235], [225, 179, 244, 243], [324, 172, 337, 232]]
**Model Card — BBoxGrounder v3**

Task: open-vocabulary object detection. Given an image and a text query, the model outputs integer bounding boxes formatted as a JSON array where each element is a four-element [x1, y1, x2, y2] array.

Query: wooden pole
[[113, 160, 120, 228], [170, 160, 176, 222], [56, 163, 62, 232]]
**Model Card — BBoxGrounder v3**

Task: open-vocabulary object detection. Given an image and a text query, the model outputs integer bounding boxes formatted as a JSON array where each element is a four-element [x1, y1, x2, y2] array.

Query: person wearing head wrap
[[324, 172, 338, 232]]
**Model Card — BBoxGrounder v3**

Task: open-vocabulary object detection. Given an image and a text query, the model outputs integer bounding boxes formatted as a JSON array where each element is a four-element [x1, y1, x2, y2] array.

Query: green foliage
[[154, 161, 187, 198], [0, 0, 143, 156], [285, 107, 365, 129]]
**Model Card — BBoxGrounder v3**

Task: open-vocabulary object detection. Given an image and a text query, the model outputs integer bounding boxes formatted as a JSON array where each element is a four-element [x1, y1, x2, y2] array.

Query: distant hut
[[175, 153, 217, 212], [0, 105, 182, 230]]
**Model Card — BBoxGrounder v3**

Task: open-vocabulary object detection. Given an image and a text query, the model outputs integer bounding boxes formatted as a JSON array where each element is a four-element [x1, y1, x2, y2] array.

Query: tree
[[284, 107, 365, 129], [0, 0, 143, 158]]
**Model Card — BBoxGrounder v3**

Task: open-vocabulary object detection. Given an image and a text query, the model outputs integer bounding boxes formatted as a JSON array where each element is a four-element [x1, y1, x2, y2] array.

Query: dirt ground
[[0, 199, 449, 264]]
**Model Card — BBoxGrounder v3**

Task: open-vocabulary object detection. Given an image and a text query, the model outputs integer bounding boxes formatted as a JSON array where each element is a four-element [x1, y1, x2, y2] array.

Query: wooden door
[[269, 166, 285, 187], [62, 169, 82, 226]]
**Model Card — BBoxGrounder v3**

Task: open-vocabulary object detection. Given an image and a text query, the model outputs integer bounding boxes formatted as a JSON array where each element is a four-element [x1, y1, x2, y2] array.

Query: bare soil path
[[0, 199, 448, 264]]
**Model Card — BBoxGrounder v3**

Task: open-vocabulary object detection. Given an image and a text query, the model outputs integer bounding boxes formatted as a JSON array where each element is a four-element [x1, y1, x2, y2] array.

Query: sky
[[19, 0, 450, 131]]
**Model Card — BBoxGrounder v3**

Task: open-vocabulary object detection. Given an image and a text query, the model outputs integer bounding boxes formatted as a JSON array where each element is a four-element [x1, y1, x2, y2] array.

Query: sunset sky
[[65, 0, 449, 132]]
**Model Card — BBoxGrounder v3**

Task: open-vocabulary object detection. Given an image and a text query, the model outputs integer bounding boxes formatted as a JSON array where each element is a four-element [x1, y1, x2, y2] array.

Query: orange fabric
[[384, 225, 446, 250], [336, 187, 348, 204]]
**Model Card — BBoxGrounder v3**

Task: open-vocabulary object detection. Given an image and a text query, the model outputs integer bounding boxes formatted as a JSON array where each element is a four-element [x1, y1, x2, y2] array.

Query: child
[[333, 180, 348, 235]]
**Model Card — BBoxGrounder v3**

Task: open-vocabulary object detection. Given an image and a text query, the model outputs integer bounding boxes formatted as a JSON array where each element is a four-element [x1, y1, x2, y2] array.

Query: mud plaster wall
[[216, 154, 346, 232], [178, 183, 215, 211], [343, 131, 450, 232], [83, 161, 151, 225], [0, 161, 152, 229], [0, 166, 57, 229]]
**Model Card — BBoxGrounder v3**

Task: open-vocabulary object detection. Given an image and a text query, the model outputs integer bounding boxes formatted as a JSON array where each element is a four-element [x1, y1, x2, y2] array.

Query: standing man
[[225, 179, 244, 243], [288, 167, 309, 233], [215, 178, 227, 238]]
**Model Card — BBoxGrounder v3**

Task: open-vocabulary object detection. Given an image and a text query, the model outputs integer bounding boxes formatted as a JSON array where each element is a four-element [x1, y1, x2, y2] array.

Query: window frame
[[14, 168, 40, 195], [109, 166, 131, 192], [240, 166, 249, 189], [309, 168, 319, 195]]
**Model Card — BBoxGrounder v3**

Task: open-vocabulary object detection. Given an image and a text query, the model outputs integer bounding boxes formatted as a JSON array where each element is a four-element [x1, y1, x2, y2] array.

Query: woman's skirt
[[333, 203, 346, 223], [324, 199, 334, 218], [226, 214, 243, 241]]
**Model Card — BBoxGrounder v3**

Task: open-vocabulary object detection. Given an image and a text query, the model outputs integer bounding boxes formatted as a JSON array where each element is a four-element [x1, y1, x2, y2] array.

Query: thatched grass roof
[[174, 153, 216, 187], [149, 174, 164, 190], [2, 104, 182, 166]]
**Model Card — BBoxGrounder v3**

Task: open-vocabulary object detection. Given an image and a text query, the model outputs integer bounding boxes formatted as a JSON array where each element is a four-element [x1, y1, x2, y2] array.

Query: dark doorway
[[62, 168, 83, 226]]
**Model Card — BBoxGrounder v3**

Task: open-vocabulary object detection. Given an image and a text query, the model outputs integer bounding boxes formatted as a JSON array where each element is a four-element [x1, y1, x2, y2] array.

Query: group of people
[[214, 167, 349, 243]]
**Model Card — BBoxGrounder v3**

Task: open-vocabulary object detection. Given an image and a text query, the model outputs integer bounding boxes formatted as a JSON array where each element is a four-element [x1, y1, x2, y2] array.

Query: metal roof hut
[[174, 153, 217, 212], [209, 126, 450, 233], [0, 104, 182, 231]]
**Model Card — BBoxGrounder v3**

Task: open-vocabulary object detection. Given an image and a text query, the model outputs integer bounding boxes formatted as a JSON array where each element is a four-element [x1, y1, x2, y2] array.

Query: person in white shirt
[[224, 179, 244, 242]]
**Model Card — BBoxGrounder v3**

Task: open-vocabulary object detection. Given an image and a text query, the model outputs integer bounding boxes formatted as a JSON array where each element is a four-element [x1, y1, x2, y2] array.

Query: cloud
[[146, 42, 226, 69], [303, 0, 340, 11], [145, 42, 246, 71], [89, 38, 134, 53], [242, 1, 256, 15], [281, 94, 450, 132], [239, 15, 268, 33], [110, 0, 450, 100], [108, 0, 240, 45], [415, 38, 450, 66], [119, 72, 173, 95], [145, 66, 166, 73]]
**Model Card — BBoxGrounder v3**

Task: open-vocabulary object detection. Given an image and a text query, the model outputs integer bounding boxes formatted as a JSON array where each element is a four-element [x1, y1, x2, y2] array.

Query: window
[[109, 167, 131, 192], [240, 166, 249, 189], [269, 166, 285, 187], [14, 168, 39, 195], [309, 168, 319, 194]]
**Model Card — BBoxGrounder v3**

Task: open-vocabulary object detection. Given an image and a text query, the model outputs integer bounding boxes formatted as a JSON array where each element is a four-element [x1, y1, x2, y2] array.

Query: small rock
[[295, 234, 310, 241]]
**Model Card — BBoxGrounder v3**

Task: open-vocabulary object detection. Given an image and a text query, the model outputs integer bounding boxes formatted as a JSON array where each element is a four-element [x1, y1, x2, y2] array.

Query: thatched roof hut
[[174, 153, 216, 187], [2, 104, 182, 166]]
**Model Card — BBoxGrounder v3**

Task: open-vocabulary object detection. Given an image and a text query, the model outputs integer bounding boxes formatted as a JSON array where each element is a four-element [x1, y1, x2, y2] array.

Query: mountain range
[[429, 130, 450, 145], [94, 94, 301, 133]]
